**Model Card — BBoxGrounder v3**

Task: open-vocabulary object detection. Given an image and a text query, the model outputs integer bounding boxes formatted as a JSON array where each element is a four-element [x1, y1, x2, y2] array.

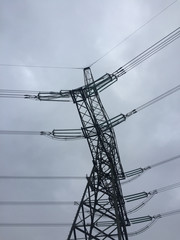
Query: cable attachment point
[[153, 214, 162, 220], [24, 94, 38, 100], [40, 131, 51, 136], [143, 166, 151, 171], [125, 109, 137, 118], [148, 189, 158, 195]]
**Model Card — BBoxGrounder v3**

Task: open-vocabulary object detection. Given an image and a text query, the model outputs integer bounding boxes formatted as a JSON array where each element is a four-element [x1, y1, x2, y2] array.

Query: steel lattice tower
[[0, 27, 179, 239], [67, 67, 129, 240]]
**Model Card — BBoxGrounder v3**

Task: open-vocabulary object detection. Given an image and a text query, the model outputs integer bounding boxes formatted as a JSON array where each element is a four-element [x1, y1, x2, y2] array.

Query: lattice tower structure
[[67, 67, 129, 240]]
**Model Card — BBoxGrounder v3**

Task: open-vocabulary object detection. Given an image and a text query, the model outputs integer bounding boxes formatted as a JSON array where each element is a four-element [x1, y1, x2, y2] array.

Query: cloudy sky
[[0, 0, 180, 239]]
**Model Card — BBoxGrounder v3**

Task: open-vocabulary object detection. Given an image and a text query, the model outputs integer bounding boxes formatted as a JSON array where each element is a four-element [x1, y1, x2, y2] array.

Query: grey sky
[[0, 0, 180, 239]]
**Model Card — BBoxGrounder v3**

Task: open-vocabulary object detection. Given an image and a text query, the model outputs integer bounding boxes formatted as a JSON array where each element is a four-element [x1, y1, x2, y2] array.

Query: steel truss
[[67, 68, 129, 240]]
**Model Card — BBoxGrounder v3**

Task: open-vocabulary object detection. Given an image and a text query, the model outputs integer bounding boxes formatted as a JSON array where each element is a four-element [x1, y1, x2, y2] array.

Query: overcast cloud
[[0, 0, 180, 239]]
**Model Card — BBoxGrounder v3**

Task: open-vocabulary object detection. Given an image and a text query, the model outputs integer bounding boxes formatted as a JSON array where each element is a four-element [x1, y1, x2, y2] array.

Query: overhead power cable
[[0, 175, 86, 180], [0, 129, 84, 141], [125, 181, 180, 214], [0, 223, 72, 227], [128, 209, 180, 237], [0, 63, 83, 70], [0, 201, 77, 206], [0, 155, 179, 182], [134, 84, 180, 113], [122, 154, 180, 184], [90, 0, 178, 67], [0, 130, 40, 136], [1, 32, 180, 101], [0, 83, 179, 139], [0, 89, 39, 94], [112, 26, 180, 78], [108, 84, 180, 128], [0, 89, 71, 102], [0, 2, 177, 71], [1, 181, 179, 207], [0, 27, 179, 103], [125, 84, 180, 118], [0, 209, 179, 228]]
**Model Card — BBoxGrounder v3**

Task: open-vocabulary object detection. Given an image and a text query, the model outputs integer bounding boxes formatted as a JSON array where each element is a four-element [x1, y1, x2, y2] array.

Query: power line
[[0, 181, 179, 207], [1, 29, 179, 104], [150, 154, 180, 168], [97, 83, 180, 129], [113, 26, 180, 78], [90, 0, 178, 67], [126, 181, 180, 214], [0, 209, 179, 228], [0, 63, 83, 70], [128, 209, 180, 237], [0, 27, 178, 84], [0, 201, 77, 206], [155, 181, 180, 193], [122, 154, 180, 184], [0, 83, 179, 138], [0, 129, 84, 140], [135, 85, 180, 112], [0, 89, 72, 101], [125, 84, 180, 118], [0, 130, 41, 135], [0, 1, 177, 71], [0, 89, 39, 94], [0, 176, 86, 180], [0, 223, 72, 227], [0, 155, 179, 181]]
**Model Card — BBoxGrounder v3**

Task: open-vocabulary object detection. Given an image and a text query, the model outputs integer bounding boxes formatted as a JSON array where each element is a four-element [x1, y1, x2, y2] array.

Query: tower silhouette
[[67, 67, 129, 240], [0, 27, 179, 239]]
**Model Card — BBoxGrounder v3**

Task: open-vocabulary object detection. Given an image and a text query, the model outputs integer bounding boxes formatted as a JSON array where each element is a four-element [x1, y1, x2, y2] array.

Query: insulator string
[[122, 155, 180, 184]]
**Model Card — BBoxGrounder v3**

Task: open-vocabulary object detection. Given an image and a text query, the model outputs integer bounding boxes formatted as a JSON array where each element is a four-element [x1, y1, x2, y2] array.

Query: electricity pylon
[[67, 67, 129, 240], [0, 27, 180, 239]]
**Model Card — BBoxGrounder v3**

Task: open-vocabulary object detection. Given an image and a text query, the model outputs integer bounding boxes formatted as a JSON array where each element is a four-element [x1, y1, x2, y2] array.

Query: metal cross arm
[[42, 129, 84, 140], [36, 90, 71, 101], [0, 89, 72, 102], [89, 73, 118, 93], [81, 114, 126, 138]]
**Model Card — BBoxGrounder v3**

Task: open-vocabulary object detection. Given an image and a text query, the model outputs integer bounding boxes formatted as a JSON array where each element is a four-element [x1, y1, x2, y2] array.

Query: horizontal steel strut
[[67, 68, 129, 240]]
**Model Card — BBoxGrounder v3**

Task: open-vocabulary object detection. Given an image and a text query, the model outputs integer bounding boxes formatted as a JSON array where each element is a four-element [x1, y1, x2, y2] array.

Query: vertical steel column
[[67, 68, 129, 240]]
